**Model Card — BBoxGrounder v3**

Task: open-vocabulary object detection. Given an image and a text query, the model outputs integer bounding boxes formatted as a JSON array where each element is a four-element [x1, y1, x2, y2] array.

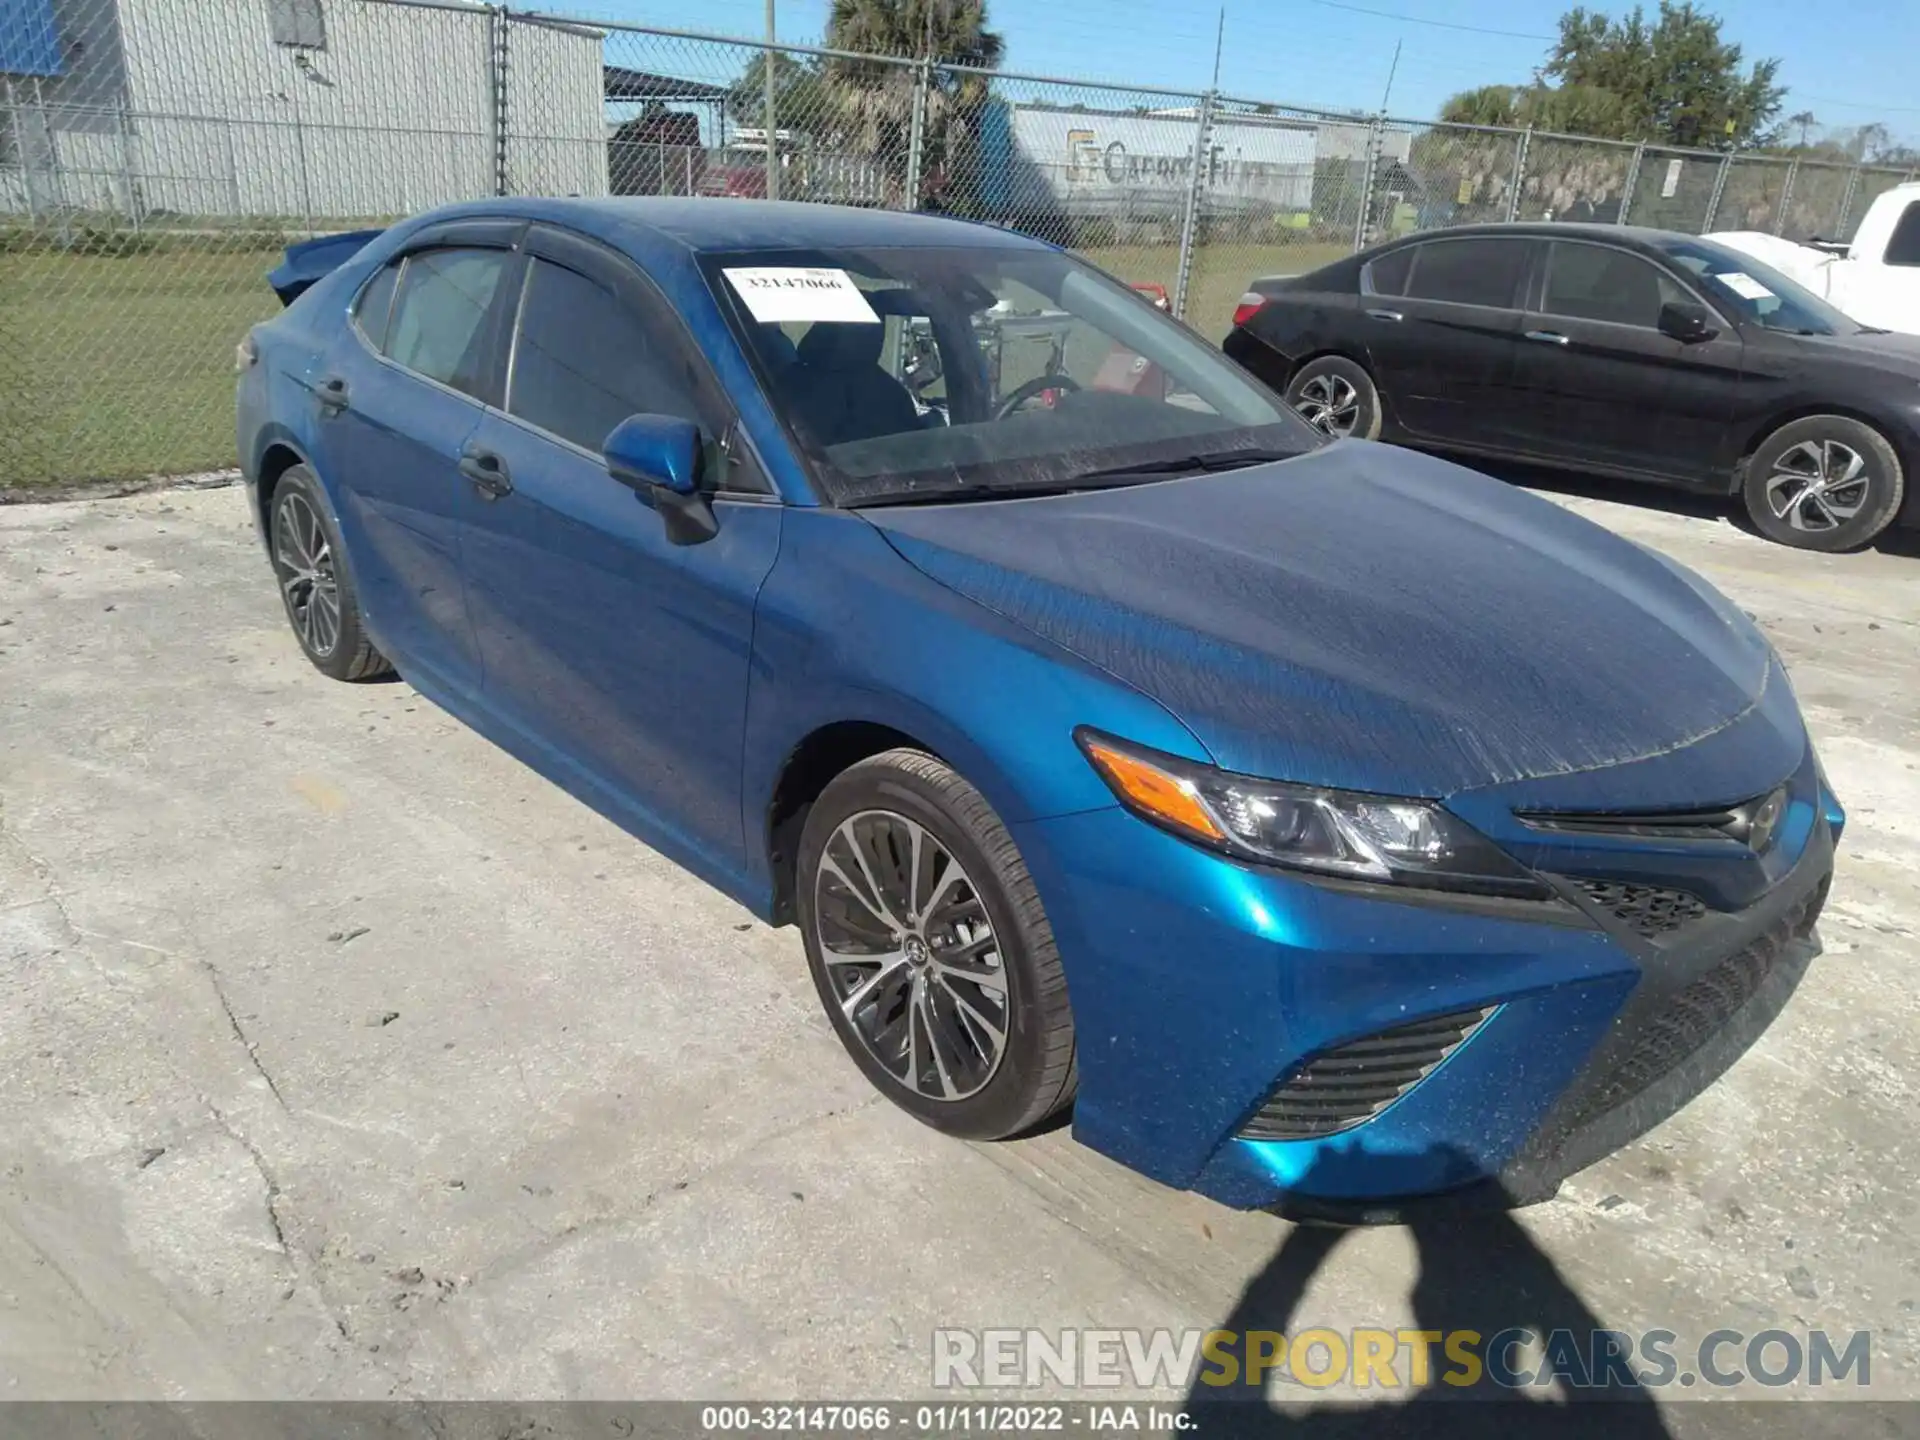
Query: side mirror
[[1657, 301, 1717, 344], [603, 413, 718, 546]]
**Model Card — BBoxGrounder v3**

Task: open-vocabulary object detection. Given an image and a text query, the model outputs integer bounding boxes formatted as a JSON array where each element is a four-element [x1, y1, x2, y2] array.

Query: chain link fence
[[3, 0, 1917, 487]]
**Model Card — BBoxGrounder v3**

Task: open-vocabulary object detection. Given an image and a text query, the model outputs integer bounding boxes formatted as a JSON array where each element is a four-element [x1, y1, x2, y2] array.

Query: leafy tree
[[728, 53, 837, 140], [823, 0, 1006, 209], [1543, 3, 1784, 148], [1438, 3, 1784, 150]]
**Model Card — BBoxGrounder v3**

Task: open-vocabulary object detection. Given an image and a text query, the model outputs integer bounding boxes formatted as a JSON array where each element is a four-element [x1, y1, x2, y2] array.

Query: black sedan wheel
[[796, 749, 1077, 1140], [1284, 355, 1382, 441], [269, 465, 392, 681], [1742, 416, 1904, 552]]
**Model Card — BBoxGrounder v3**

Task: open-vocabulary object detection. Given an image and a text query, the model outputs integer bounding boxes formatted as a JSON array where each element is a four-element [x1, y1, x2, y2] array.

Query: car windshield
[[1654, 236, 1859, 336], [700, 244, 1320, 505]]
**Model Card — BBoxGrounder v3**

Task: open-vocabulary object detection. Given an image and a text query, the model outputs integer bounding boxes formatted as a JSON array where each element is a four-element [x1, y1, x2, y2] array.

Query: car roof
[[404, 196, 1053, 256], [1375, 222, 1694, 250]]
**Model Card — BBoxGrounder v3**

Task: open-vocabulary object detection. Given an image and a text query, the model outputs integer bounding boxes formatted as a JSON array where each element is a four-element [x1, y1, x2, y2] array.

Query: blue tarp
[[0, 0, 63, 78]]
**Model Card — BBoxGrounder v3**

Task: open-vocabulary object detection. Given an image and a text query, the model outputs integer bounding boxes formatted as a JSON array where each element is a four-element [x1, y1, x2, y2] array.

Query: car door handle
[[1365, 308, 1404, 322], [458, 447, 513, 499], [1524, 330, 1571, 346], [316, 374, 351, 413]]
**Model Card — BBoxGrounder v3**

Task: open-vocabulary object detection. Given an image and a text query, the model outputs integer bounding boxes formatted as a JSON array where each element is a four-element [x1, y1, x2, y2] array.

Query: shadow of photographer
[[1183, 1145, 1674, 1440]]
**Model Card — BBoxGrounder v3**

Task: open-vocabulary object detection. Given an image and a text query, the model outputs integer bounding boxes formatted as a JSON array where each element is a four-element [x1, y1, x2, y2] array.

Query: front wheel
[[796, 749, 1077, 1140], [1741, 416, 1904, 552], [1284, 355, 1383, 441]]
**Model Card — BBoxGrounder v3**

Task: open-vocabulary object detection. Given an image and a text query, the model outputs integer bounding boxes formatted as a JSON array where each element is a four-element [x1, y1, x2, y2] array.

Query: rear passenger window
[[354, 262, 399, 352], [1886, 201, 1920, 267], [1365, 248, 1414, 296], [507, 257, 704, 454], [1405, 238, 1527, 308], [385, 248, 508, 397]]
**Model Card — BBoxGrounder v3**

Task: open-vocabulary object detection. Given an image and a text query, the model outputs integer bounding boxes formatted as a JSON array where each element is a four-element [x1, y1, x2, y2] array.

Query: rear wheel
[[269, 465, 391, 681], [1741, 416, 1904, 552], [1284, 355, 1382, 441], [796, 749, 1076, 1141]]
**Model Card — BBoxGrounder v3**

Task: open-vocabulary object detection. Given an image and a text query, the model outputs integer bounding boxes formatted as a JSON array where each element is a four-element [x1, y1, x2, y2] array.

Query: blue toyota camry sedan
[[238, 198, 1842, 1221]]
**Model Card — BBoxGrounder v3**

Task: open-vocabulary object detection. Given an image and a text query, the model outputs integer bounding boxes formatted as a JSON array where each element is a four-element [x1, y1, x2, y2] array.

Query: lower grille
[[1240, 1007, 1495, 1141], [1573, 878, 1707, 939], [1563, 876, 1830, 1131]]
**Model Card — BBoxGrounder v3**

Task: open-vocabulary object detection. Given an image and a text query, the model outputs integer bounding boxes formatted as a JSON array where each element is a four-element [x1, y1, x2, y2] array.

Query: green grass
[[0, 247, 283, 489], [0, 236, 1359, 489]]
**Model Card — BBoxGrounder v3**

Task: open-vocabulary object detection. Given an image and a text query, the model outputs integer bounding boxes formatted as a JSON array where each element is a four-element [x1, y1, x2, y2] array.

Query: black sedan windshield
[[702, 245, 1319, 505], [1655, 236, 1859, 336]]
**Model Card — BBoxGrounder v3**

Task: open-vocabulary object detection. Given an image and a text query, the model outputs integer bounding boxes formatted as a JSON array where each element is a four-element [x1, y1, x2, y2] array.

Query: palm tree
[[823, 0, 1005, 208]]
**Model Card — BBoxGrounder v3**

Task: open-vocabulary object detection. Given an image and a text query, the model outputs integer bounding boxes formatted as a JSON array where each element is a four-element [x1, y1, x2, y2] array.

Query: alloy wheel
[[1291, 373, 1361, 438], [812, 809, 1009, 1101], [273, 491, 341, 659], [1763, 439, 1870, 534]]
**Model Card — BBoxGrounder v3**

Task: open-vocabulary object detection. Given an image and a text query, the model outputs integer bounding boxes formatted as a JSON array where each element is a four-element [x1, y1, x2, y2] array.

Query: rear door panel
[[316, 229, 521, 690], [1362, 236, 1529, 445]]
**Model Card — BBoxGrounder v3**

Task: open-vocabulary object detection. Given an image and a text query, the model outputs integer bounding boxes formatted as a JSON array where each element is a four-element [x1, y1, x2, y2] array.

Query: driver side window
[[507, 258, 702, 455]]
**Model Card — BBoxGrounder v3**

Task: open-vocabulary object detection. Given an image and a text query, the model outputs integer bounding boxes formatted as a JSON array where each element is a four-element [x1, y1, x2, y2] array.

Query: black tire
[[796, 748, 1077, 1140], [1284, 355, 1383, 442], [1741, 415, 1904, 552], [267, 465, 392, 681]]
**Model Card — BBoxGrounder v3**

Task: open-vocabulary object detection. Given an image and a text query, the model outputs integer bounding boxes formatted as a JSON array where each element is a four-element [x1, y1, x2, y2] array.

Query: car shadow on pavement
[[1183, 1147, 1674, 1440]]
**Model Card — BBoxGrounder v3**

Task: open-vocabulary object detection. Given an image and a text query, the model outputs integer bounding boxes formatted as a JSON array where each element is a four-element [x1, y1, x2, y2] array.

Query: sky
[[581, 0, 1920, 144]]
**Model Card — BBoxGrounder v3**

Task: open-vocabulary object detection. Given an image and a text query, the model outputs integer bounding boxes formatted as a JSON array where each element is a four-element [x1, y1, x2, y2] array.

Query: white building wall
[[501, 12, 610, 199], [20, 0, 615, 219]]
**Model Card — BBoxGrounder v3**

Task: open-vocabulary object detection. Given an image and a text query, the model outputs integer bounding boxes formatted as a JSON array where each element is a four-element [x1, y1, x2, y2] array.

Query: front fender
[[738, 509, 1209, 910]]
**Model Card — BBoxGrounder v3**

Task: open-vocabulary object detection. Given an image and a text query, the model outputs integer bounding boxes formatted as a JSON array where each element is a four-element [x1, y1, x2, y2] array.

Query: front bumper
[[1011, 742, 1839, 1217]]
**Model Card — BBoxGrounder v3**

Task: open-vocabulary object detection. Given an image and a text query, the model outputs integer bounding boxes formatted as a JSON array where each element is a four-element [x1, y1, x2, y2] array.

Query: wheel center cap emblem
[[904, 936, 931, 969]]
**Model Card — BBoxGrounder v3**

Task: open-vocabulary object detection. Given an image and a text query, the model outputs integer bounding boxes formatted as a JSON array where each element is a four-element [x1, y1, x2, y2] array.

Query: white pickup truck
[[1708, 180, 1920, 333]]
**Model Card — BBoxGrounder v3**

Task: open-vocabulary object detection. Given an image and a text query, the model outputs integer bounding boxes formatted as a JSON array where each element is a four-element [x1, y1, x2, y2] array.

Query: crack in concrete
[[200, 1096, 351, 1343], [203, 961, 290, 1112]]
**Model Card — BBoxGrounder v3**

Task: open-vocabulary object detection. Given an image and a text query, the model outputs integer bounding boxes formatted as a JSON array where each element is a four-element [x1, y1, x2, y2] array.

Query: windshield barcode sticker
[[723, 267, 880, 325], [1716, 271, 1775, 302]]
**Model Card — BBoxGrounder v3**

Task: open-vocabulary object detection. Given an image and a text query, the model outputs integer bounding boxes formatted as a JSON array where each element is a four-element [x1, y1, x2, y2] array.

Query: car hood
[[866, 442, 1776, 798], [1790, 327, 1920, 375]]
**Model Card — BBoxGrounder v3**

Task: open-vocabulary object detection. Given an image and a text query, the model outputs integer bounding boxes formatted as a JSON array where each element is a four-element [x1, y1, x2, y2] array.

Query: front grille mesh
[[1240, 1007, 1495, 1141], [1563, 876, 1830, 1132], [1573, 878, 1708, 939]]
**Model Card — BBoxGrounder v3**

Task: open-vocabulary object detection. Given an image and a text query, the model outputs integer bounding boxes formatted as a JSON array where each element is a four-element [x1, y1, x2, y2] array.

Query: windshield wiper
[[1061, 447, 1304, 486], [852, 477, 1142, 508]]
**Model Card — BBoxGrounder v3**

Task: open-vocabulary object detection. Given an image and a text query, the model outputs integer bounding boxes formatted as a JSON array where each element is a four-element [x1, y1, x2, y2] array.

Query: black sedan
[[1223, 223, 1920, 551]]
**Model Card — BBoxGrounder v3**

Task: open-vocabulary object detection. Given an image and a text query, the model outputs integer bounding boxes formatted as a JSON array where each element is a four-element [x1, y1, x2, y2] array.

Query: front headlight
[[1077, 730, 1548, 899]]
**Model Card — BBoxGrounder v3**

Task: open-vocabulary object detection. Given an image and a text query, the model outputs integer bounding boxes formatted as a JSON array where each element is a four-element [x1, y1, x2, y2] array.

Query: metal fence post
[[1171, 90, 1216, 321], [1773, 159, 1797, 236], [1836, 166, 1862, 237], [1618, 140, 1645, 225], [116, 103, 140, 228], [489, 5, 510, 197], [904, 60, 930, 211], [224, 120, 243, 218], [1352, 116, 1382, 252], [1702, 154, 1731, 232], [1505, 125, 1532, 223], [294, 109, 315, 234]]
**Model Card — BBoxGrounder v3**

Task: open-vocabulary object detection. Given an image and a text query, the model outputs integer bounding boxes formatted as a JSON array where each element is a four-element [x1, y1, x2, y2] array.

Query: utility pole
[[1379, 38, 1401, 116], [1210, 7, 1225, 90], [763, 0, 780, 200]]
